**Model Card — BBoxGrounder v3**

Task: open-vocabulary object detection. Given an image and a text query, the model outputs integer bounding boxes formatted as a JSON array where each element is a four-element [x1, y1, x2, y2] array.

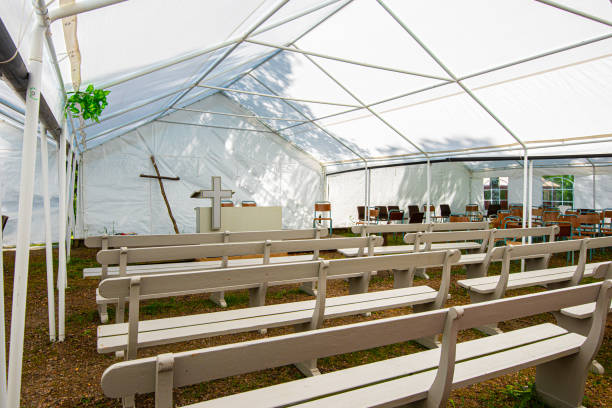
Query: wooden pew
[[84, 228, 329, 279], [395, 226, 558, 286], [96, 236, 383, 323], [339, 221, 489, 257], [457, 236, 612, 334], [101, 280, 612, 408], [97, 250, 461, 370]]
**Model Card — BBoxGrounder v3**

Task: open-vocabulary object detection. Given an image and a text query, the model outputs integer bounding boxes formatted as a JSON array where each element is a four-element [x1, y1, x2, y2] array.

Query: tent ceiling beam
[[196, 84, 361, 108], [245, 39, 452, 81], [96, 0, 345, 90], [326, 153, 612, 176], [154, 119, 275, 133], [47, 0, 128, 22], [534, 0, 612, 28], [174, 107, 308, 123], [377, 0, 527, 152], [248, 72, 367, 163], [295, 44, 429, 158]]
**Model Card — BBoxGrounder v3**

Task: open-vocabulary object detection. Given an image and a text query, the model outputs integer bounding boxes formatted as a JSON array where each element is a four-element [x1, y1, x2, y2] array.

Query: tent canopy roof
[[1, 0, 611, 166]]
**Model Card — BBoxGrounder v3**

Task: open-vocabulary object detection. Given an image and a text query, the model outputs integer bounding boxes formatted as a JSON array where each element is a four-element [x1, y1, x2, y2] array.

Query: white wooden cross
[[191, 176, 233, 230]]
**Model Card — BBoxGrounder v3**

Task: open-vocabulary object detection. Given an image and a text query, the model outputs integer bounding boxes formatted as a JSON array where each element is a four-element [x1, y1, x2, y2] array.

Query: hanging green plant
[[64, 84, 110, 123]]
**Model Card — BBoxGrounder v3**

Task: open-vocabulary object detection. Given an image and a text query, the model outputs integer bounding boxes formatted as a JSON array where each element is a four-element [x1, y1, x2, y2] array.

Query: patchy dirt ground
[[2, 241, 611, 407]]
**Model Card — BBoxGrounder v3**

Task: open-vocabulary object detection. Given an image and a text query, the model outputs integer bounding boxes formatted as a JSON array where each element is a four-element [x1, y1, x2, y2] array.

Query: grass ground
[[2, 238, 611, 407]]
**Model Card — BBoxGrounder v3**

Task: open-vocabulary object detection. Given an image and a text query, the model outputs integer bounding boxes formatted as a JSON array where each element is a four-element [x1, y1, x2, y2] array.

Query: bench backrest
[[403, 226, 557, 256], [351, 221, 489, 235], [102, 280, 612, 405], [100, 249, 461, 359], [97, 236, 384, 272], [85, 228, 329, 249]]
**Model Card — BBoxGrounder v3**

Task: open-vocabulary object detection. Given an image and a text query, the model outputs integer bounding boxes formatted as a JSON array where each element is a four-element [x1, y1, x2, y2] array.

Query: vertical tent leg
[[0, 181, 6, 406], [426, 160, 431, 223], [521, 150, 528, 272], [6, 17, 45, 408], [39, 126, 56, 342], [57, 123, 68, 341]]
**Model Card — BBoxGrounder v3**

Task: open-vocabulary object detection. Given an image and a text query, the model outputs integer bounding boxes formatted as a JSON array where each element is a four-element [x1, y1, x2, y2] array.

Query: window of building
[[483, 176, 508, 209], [542, 175, 574, 208]]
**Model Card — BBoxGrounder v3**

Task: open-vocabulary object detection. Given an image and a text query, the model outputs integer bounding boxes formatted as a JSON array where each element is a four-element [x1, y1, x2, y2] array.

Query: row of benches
[[101, 280, 612, 408]]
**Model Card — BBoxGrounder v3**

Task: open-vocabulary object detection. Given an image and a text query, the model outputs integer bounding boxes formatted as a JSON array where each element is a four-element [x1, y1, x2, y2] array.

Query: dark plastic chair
[[388, 210, 404, 223], [357, 206, 365, 222], [376, 206, 389, 222], [408, 212, 424, 224], [408, 205, 420, 217], [440, 204, 451, 218], [486, 204, 501, 219]]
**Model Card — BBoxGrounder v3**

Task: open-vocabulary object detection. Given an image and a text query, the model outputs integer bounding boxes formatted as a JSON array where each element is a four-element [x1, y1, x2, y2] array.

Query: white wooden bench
[[457, 236, 612, 334], [84, 228, 329, 279], [338, 221, 489, 257], [97, 249, 461, 370], [96, 236, 383, 323], [101, 280, 612, 408], [394, 226, 558, 286]]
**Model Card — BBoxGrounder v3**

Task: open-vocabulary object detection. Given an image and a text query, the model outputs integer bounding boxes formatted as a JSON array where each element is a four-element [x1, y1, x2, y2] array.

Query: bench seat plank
[[98, 286, 438, 353], [287, 333, 584, 408], [184, 323, 570, 408], [84, 254, 315, 278], [560, 300, 612, 319], [338, 242, 481, 257], [457, 262, 607, 294]]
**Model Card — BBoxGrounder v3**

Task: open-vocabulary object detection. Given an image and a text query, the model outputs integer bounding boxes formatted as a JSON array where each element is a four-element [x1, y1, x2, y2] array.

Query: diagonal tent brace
[[141, 156, 180, 234]]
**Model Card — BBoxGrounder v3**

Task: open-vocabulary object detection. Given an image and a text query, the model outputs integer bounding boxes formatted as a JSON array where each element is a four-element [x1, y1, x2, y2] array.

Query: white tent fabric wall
[[470, 165, 612, 210], [0, 120, 60, 245], [80, 93, 323, 236], [327, 162, 470, 226]]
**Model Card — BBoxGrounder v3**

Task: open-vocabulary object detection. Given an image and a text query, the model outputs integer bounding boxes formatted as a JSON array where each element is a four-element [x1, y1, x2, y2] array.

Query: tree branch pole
[[150, 156, 179, 234]]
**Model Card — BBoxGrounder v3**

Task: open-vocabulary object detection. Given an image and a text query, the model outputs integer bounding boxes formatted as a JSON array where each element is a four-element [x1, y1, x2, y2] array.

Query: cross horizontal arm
[[140, 174, 180, 181]]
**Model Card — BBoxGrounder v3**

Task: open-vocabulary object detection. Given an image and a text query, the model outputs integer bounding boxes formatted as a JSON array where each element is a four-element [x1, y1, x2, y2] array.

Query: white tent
[[0, 0, 611, 406]]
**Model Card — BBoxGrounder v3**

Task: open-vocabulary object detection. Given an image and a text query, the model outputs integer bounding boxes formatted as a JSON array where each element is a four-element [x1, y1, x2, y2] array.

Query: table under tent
[[0, 0, 612, 407]]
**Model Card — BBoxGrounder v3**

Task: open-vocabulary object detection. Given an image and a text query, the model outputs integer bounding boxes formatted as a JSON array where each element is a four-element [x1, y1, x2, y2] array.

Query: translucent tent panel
[[471, 57, 612, 145], [47, 0, 275, 85], [306, 56, 447, 106], [384, 0, 612, 78], [280, 122, 357, 162], [542, 0, 612, 24], [295, 0, 450, 79], [316, 108, 422, 158], [0, 80, 25, 125], [248, 51, 359, 116], [249, 0, 352, 45]]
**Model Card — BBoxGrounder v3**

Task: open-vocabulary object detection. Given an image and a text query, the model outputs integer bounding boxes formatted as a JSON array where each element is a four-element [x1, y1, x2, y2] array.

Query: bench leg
[[299, 281, 317, 296], [116, 298, 126, 324], [465, 263, 486, 279], [535, 354, 588, 408], [525, 256, 548, 271], [98, 303, 109, 324], [122, 395, 135, 408], [293, 323, 322, 377], [348, 273, 370, 295], [553, 312, 604, 375], [412, 303, 440, 348], [392, 269, 415, 288], [414, 267, 429, 280], [209, 291, 227, 308], [468, 292, 503, 335], [250, 284, 268, 335]]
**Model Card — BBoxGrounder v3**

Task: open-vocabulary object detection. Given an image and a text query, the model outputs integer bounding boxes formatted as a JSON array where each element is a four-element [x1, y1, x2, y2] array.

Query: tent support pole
[[426, 160, 432, 223], [6, 10, 45, 408], [57, 121, 68, 342], [39, 125, 56, 342], [528, 160, 534, 244], [66, 152, 77, 262], [0, 180, 6, 406], [586, 158, 596, 208], [521, 150, 528, 271]]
